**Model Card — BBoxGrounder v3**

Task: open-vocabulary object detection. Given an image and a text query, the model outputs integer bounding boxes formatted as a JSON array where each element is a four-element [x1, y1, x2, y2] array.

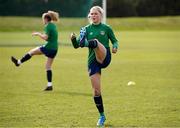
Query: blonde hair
[[42, 10, 59, 22], [88, 6, 104, 23]]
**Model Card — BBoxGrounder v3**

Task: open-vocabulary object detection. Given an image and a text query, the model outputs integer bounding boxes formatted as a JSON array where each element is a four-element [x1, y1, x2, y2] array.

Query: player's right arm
[[32, 32, 48, 41], [70, 33, 79, 48]]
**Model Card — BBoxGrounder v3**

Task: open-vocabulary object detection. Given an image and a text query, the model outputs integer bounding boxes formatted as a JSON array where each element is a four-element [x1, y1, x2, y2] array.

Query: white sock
[[17, 60, 21, 65], [47, 82, 52, 87]]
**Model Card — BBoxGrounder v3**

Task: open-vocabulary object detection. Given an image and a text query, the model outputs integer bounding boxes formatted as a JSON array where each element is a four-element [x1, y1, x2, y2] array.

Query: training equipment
[[127, 81, 136, 86]]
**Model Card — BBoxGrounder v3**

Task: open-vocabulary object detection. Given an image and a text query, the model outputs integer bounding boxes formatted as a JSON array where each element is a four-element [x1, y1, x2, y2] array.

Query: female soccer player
[[70, 6, 118, 126], [11, 10, 59, 91]]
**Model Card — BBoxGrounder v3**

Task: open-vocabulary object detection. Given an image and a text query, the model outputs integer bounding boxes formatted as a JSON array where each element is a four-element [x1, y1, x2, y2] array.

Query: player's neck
[[92, 22, 101, 25]]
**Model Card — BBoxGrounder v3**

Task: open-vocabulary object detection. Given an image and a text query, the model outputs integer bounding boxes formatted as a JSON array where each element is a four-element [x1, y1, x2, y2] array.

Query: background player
[[11, 10, 59, 91]]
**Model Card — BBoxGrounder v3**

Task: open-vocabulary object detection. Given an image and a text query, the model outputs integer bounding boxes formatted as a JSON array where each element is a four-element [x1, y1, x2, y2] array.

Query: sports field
[[0, 17, 180, 127]]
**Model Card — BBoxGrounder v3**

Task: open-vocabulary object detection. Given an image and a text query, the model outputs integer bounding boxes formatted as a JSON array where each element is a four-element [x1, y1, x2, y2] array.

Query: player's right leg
[[79, 27, 107, 63], [93, 39, 107, 64], [11, 47, 42, 66]]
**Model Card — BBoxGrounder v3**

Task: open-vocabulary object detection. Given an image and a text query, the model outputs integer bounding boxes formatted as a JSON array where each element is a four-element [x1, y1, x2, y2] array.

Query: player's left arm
[[108, 26, 118, 54]]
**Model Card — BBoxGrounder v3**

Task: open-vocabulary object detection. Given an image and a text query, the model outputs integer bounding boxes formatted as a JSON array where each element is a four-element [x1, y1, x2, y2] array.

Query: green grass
[[0, 30, 180, 127], [108, 16, 180, 31], [0, 16, 180, 31]]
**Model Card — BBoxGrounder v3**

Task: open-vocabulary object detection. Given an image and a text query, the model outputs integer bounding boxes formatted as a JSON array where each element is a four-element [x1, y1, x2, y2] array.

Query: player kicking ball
[[70, 6, 118, 126], [11, 10, 59, 91]]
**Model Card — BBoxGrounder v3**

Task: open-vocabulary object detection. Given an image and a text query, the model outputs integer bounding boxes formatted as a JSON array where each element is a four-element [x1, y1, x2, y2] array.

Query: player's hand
[[70, 32, 76, 40], [32, 32, 40, 36], [112, 48, 117, 54]]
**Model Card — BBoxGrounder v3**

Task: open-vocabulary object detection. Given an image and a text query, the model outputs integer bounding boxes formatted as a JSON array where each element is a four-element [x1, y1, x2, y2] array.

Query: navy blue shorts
[[88, 48, 111, 76], [40, 46, 57, 58]]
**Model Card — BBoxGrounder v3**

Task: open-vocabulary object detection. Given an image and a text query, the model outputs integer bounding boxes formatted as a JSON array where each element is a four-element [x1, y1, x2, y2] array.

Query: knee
[[46, 65, 51, 70], [96, 56, 105, 64], [93, 88, 101, 96], [28, 49, 37, 56], [28, 51, 33, 56], [97, 59, 104, 64], [94, 39, 99, 43]]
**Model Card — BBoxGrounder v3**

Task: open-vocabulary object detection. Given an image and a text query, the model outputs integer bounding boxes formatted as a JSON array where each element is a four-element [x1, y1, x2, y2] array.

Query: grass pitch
[[0, 16, 180, 31], [0, 30, 180, 127]]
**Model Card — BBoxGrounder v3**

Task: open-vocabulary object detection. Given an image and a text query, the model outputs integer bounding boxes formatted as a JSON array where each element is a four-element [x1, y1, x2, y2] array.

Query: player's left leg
[[44, 57, 54, 91], [90, 73, 106, 126]]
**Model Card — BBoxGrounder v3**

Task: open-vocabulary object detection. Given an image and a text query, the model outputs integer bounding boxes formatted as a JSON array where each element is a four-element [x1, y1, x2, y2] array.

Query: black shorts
[[40, 46, 57, 58], [88, 48, 111, 76]]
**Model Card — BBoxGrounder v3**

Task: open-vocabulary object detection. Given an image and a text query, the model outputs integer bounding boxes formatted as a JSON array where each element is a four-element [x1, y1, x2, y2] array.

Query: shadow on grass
[[60, 91, 92, 97]]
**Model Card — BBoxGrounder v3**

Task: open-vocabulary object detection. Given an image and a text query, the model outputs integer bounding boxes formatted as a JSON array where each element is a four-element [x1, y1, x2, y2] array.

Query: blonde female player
[[70, 6, 118, 126], [11, 11, 59, 91]]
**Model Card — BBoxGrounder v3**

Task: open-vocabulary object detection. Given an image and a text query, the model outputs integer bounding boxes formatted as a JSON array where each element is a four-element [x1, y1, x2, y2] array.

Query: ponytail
[[42, 10, 59, 22], [47, 10, 59, 22]]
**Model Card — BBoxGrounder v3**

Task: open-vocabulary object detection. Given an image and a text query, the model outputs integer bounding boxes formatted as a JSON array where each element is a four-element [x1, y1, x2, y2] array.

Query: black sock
[[20, 53, 31, 63], [47, 70, 52, 82], [94, 95, 104, 114], [88, 39, 98, 48]]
